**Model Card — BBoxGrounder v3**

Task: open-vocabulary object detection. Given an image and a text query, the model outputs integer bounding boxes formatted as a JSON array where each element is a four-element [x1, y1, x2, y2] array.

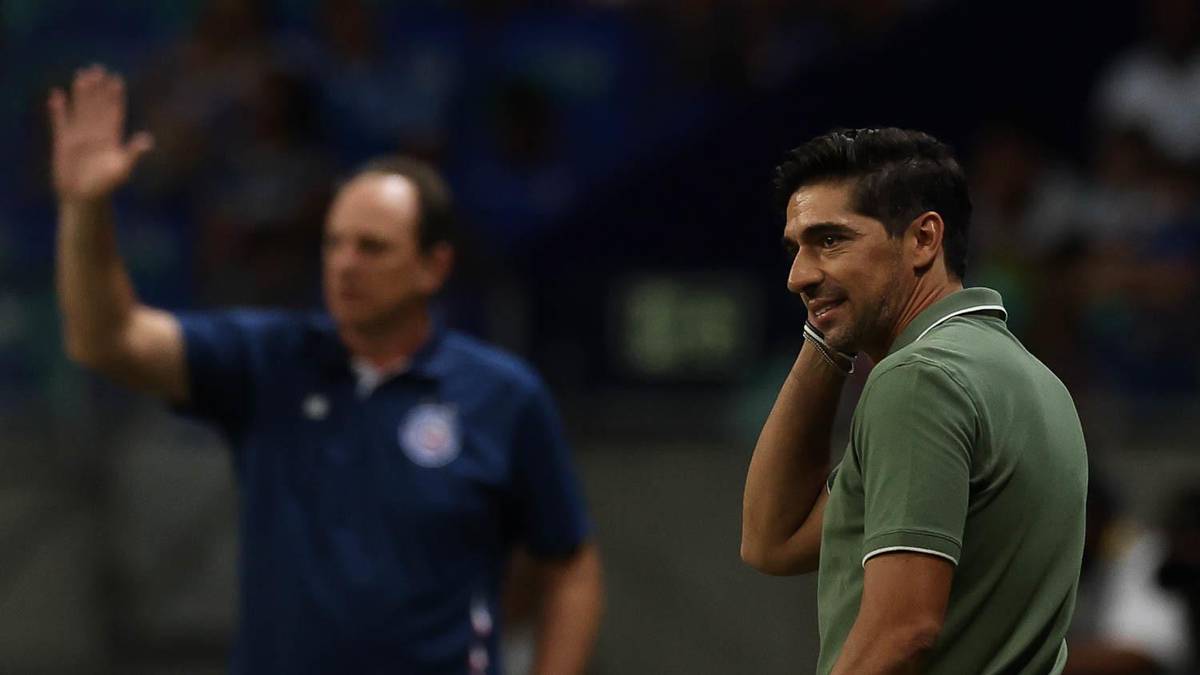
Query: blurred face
[[322, 173, 449, 331], [783, 181, 910, 355]]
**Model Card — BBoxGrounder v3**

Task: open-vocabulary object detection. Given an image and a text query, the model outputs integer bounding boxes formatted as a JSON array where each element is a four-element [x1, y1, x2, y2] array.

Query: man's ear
[[908, 211, 944, 273], [421, 242, 455, 293]]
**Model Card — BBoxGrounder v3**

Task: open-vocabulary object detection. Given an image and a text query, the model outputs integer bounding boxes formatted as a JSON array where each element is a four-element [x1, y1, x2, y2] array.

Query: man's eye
[[821, 235, 840, 248]]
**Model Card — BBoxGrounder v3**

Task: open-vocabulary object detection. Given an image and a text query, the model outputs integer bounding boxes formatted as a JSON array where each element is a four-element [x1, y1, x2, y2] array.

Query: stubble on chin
[[829, 290, 899, 356], [825, 316, 865, 354]]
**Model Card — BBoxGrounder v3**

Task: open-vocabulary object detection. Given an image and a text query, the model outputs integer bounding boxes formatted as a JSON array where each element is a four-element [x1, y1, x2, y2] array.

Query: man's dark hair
[[349, 155, 456, 252], [774, 128, 971, 279]]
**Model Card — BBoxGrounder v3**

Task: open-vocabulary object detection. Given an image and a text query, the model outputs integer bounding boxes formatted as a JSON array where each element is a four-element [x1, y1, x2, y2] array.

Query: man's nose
[[787, 253, 822, 296]]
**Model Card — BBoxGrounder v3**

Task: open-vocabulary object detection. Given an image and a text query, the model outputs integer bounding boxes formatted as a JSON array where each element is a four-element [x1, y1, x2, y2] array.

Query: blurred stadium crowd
[[2, 0, 1199, 673]]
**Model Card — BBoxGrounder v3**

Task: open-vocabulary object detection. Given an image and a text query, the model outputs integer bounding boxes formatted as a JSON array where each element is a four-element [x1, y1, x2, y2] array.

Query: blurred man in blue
[[50, 65, 602, 675]]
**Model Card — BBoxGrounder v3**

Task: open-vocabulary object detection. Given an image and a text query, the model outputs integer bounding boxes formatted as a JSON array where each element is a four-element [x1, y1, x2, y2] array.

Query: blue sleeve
[[510, 377, 592, 558], [175, 310, 284, 437]]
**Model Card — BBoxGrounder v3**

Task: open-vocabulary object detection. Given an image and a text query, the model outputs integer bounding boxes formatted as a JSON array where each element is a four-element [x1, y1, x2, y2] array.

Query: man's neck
[[868, 276, 964, 363], [339, 308, 434, 370]]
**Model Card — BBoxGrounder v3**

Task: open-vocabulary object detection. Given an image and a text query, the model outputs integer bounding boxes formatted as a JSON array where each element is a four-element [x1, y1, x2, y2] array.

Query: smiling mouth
[[811, 301, 842, 320]]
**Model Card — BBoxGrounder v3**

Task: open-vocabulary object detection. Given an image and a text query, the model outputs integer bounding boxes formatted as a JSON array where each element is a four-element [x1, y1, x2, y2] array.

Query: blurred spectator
[[966, 122, 1051, 335], [968, 117, 1200, 396], [1066, 475, 1192, 674], [1092, 0, 1200, 165], [964, 123, 1113, 387], [290, 0, 463, 164], [454, 78, 578, 252], [193, 68, 332, 308], [1072, 127, 1200, 395], [135, 0, 272, 200]]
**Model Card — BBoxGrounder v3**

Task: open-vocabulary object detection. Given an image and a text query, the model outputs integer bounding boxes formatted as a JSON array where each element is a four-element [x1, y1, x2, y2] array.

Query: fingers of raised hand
[[48, 65, 146, 198], [65, 64, 126, 141], [99, 74, 127, 139], [71, 64, 102, 115]]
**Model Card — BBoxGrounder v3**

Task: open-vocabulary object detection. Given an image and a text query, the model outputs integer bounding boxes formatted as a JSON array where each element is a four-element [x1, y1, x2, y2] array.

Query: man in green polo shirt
[[741, 128, 1087, 674]]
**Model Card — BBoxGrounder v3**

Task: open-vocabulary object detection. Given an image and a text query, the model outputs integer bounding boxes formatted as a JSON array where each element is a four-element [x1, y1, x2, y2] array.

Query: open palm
[[48, 65, 153, 203]]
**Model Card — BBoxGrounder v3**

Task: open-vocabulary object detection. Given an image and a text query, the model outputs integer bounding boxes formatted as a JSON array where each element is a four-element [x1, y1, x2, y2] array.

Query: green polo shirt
[[816, 287, 1087, 674]]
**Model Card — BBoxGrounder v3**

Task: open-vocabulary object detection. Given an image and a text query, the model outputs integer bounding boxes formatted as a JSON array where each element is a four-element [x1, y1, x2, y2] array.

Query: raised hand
[[48, 64, 154, 204]]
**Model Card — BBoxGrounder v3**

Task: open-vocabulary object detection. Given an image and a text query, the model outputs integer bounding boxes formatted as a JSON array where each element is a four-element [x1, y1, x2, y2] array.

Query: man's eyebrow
[[799, 222, 858, 239], [783, 222, 859, 251]]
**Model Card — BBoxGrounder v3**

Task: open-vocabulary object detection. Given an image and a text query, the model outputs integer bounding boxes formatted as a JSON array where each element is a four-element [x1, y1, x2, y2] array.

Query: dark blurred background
[[2, 0, 1199, 673]]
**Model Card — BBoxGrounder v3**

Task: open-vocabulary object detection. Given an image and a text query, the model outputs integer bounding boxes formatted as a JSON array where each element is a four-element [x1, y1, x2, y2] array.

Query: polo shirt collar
[[351, 356, 411, 397], [888, 287, 1007, 355], [346, 324, 453, 383], [308, 315, 454, 383]]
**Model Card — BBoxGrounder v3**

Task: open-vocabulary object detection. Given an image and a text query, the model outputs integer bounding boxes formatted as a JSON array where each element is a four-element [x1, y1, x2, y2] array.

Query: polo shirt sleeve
[[510, 376, 591, 559], [855, 358, 975, 567], [175, 310, 277, 436]]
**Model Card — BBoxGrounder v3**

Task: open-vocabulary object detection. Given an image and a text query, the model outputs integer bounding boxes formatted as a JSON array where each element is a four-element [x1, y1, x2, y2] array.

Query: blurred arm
[[531, 543, 603, 675], [741, 343, 845, 575], [51, 65, 188, 402], [57, 200, 187, 401], [830, 552, 954, 674]]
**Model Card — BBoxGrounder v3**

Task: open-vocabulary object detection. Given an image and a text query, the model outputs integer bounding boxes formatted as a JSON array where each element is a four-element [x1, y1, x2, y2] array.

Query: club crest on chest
[[400, 402, 460, 468]]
